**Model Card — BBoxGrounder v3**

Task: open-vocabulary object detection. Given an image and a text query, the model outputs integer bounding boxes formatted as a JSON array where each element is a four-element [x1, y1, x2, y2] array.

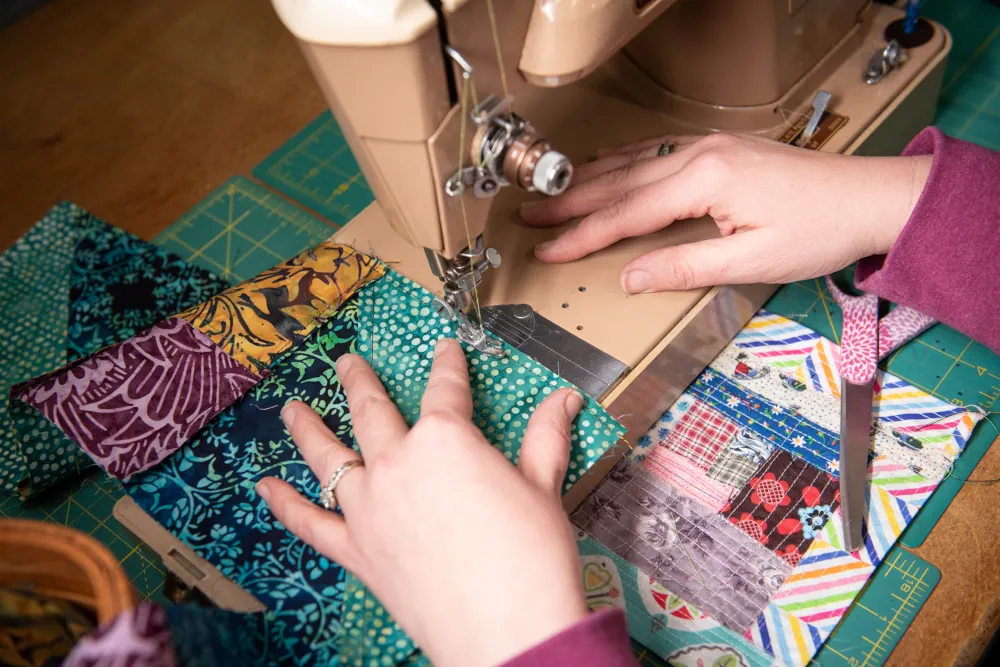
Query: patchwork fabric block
[[572, 457, 789, 633], [661, 401, 737, 470], [640, 445, 734, 512], [724, 449, 840, 564], [707, 449, 761, 489], [10, 318, 260, 481], [1, 203, 228, 498], [128, 272, 626, 666], [576, 310, 984, 667], [178, 241, 384, 373]]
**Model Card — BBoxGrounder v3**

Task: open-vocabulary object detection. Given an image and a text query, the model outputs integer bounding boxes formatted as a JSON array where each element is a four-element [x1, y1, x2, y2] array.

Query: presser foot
[[457, 315, 505, 357], [433, 296, 505, 357]]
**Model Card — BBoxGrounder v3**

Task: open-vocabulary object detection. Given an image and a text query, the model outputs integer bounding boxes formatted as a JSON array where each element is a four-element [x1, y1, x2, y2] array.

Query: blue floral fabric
[[125, 301, 361, 665]]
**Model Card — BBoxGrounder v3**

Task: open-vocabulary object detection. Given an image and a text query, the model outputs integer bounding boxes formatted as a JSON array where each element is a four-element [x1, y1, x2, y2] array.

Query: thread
[[456, 74, 485, 329], [485, 0, 510, 102], [899, 404, 1000, 486]]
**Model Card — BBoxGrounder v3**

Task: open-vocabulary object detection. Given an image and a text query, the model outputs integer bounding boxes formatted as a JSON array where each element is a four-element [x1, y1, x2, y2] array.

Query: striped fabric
[[733, 311, 822, 371], [870, 455, 937, 510], [747, 603, 820, 667], [771, 539, 873, 632]]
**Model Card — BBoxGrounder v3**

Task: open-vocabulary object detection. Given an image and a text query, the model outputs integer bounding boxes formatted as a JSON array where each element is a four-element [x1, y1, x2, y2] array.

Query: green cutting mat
[[817, 549, 942, 667], [252, 112, 374, 228], [154, 176, 336, 282]]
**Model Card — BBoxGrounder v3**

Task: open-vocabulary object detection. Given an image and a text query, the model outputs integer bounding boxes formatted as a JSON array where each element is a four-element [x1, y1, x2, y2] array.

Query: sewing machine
[[269, 0, 951, 508], [264, 0, 950, 508], [108, 0, 954, 630]]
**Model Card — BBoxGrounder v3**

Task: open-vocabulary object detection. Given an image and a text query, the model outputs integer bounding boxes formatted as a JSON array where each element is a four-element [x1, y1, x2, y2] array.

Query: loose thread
[[895, 404, 1000, 486], [939, 406, 1000, 485]]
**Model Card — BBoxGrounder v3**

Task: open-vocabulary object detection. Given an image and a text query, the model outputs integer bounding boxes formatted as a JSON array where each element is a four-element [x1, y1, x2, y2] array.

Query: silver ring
[[319, 459, 364, 510], [656, 142, 675, 157]]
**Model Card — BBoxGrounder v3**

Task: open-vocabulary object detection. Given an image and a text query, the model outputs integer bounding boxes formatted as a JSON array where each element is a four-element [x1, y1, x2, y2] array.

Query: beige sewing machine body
[[116, 0, 953, 612], [268, 0, 951, 508]]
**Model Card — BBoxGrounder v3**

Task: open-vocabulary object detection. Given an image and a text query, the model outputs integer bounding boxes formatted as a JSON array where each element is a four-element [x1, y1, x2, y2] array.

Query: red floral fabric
[[723, 449, 840, 559]]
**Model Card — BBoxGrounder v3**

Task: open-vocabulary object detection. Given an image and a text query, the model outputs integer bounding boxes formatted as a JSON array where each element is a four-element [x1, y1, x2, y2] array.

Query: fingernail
[[622, 270, 652, 294], [336, 354, 354, 375], [256, 480, 271, 501], [435, 338, 457, 355], [281, 402, 298, 429], [534, 240, 555, 254], [564, 390, 584, 418]]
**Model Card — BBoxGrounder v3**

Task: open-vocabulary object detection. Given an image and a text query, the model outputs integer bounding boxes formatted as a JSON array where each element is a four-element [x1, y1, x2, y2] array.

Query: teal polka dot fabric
[[356, 270, 624, 491], [339, 270, 625, 664], [0, 202, 97, 495]]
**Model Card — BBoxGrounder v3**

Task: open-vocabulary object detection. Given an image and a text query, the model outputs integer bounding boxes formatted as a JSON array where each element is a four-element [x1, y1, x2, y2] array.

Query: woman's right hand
[[519, 133, 932, 293]]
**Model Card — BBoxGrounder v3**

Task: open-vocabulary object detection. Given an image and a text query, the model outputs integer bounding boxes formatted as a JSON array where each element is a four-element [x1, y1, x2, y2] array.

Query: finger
[[282, 401, 366, 512], [619, 230, 782, 293], [520, 149, 699, 228], [574, 141, 700, 186], [597, 134, 704, 157], [533, 169, 710, 264], [519, 388, 582, 496], [421, 338, 473, 420], [256, 477, 361, 574], [337, 354, 409, 458]]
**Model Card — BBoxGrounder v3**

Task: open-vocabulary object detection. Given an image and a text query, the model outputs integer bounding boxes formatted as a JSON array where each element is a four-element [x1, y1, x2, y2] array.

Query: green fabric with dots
[[0, 203, 99, 496], [339, 270, 625, 664]]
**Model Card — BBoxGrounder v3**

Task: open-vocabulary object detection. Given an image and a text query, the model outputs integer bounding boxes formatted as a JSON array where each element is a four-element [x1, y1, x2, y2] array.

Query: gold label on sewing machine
[[778, 111, 849, 150]]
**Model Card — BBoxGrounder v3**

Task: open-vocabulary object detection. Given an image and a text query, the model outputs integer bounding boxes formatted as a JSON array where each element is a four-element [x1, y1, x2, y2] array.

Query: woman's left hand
[[256, 340, 588, 667]]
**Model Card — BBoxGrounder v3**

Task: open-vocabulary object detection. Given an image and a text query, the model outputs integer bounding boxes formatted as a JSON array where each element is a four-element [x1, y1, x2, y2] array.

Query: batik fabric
[[177, 241, 384, 373], [125, 306, 360, 665], [1, 204, 228, 497], [8, 241, 381, 483], [0, 587, 96, 667], [576, 310, 981, 667], [12, 318, 261, 481]]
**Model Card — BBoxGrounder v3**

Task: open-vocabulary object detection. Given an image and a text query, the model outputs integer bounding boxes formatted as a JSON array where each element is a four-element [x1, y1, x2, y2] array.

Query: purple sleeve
[[855, 127, 1000, 353], [501, 609, 638, 667]]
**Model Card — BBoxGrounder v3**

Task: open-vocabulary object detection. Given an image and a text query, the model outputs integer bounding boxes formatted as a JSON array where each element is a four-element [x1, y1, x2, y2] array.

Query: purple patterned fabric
[[64, 603, 176, 667], [10, 318, 260, 480]]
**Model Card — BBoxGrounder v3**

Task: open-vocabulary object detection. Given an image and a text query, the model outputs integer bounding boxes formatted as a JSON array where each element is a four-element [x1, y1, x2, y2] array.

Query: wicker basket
[[0, 518, 135, 623]]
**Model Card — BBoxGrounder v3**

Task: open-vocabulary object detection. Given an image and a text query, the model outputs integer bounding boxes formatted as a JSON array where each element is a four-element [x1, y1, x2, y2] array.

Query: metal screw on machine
[[864, 40, 905, 84]]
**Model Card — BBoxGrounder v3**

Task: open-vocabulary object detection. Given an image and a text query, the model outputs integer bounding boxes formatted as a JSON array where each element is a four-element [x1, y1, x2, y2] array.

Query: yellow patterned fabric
[[0, 588, 95, 667], [177, 242, 384, 372]]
